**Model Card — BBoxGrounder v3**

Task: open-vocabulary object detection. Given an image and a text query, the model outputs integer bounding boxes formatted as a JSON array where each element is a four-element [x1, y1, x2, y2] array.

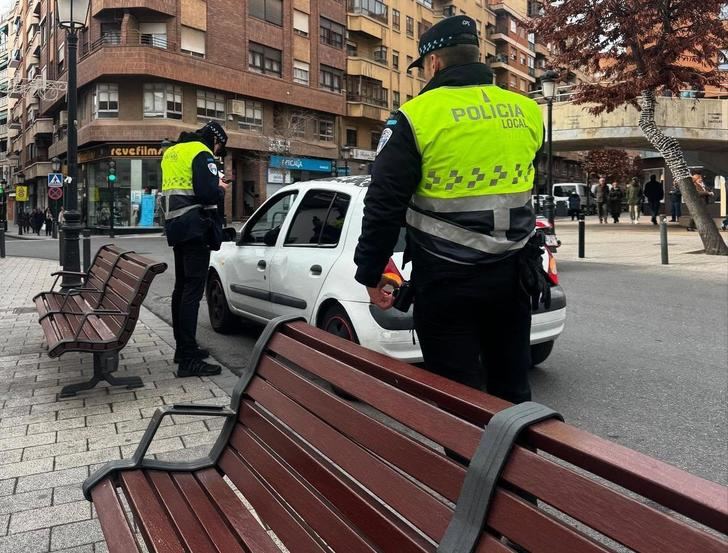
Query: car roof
[[278, 176, 371, 194]]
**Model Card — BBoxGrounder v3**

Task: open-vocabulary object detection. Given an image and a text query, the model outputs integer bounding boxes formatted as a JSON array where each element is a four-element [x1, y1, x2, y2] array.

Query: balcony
[[347, 95, 389, 122], [28, 117, 52, 137], [8, 50, 20, 69], [80, 30, 175, 59], [347, 57, 389, 82], [23, 160, 53, 180], [92, 0, 176, 17], [347, 0, 388, 38]]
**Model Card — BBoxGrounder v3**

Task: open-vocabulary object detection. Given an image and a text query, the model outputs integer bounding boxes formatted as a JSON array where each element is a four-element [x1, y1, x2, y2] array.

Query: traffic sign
[[48, 173, 63, 188], [48, 187, 63, 201], [15, 186, 28, 202]]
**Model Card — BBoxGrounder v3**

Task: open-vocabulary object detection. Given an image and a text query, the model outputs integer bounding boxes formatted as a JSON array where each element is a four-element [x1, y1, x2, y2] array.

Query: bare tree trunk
[[638, 90, 728, 255]]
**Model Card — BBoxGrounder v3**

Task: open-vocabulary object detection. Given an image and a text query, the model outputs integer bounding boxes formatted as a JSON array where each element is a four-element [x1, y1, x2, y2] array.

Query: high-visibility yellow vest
[[398, 85, 544, 262], [161, 141, 215, 220]]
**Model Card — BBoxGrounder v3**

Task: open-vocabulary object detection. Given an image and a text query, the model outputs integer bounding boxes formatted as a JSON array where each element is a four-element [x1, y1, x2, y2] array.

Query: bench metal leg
[[60, 351, 144, 398]]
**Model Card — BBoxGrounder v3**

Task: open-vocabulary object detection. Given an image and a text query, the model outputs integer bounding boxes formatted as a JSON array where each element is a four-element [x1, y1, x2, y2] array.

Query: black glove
[[518, 235, 551, 311]]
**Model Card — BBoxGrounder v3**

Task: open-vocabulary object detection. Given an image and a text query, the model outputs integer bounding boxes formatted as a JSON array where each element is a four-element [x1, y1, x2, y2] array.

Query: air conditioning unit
[[59, 110, 68, 127], [443, 5, 456, 16], [228, 100, 245, 117]]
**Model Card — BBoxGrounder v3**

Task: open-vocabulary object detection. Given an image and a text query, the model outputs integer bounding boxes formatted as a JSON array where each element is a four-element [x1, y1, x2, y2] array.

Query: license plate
[[545, 235, 558, 247]]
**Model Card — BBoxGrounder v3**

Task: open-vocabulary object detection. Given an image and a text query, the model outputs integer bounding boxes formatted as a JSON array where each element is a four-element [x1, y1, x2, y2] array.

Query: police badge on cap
[[408, 15, 480, 70]]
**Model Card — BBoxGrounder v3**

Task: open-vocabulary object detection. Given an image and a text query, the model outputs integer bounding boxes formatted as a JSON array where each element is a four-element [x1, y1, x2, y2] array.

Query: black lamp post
[[51, 157, 61, 238], [108, 160, 116, 238], [541, 70, 558, 227], [341, 145, 351, 176], [0, 179, 7, 232], [57, 0, 90, 289], [15, 171, 24, 236]]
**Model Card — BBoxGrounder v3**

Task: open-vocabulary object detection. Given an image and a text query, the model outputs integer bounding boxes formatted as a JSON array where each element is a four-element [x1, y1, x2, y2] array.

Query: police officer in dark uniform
[[162, 121, 229, 377], [355, 16, 550, 404]]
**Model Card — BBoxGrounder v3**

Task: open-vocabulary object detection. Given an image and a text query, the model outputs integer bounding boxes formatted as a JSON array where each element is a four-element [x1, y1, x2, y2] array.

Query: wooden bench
[[33, 245, 167, 398], [83, 317, 727, 553]]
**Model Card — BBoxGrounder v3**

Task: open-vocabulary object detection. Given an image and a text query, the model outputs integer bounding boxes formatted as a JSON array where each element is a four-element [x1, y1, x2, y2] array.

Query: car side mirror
[[222, 227, 238, 242]]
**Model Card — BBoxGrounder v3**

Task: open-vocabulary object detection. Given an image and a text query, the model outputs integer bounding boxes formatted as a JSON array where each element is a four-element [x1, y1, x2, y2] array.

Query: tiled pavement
[[0, 257, 240, 553]]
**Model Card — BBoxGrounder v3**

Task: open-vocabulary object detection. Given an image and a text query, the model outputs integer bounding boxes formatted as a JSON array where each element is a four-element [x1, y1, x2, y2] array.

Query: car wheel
[[207, 273, 237, 334], [530, 341, 554, 367], [318, 304, 359, 400]]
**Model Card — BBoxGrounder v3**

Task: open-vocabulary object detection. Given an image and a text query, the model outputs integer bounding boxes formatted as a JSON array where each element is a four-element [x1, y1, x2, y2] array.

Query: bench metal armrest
[[48, 271, 88, 293], [83, 404, 235, 500]]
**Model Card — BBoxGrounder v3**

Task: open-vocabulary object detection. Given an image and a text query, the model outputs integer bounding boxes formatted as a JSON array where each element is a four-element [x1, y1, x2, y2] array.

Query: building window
[[180, 26, 205, 58], [406, 16, 414, 37], [370, 131, 380, 151], [393, 91, 400, 109], [320, 65, 343, 92], [392, 50, 399, 70], [392, 9, 400, 30], [139, 22, 168, 48], [406, 94, 413, 101], [318, 118, 335, 141], [320, 17, 344, 49], [249, 0, 283, 26], [349, 0, 388, 22], [510, 18, 517, 33], [406, 55, 413, 74], [373, 46, 388, 64], [95, 83, 118, 119], [197, 90, 225, 120], [417, 20, 432, 38], [239, 100, 263, 131], [345, 128, 357, 147], [520, 79, 528, 92], [476, 19, 482, 35], [347, 76, 387, 106], [347, 42, 358, 57], [57, 42, 65, 72], [291, 113, 307, 138], [520, 53, 526, 65], [293, 10, 309, 36], [293, 60, 310, 85], [249, 42, 282, 77], [101, 23, 121, 45], [144, 83, 182, 119], [510, 75, 517, 88]]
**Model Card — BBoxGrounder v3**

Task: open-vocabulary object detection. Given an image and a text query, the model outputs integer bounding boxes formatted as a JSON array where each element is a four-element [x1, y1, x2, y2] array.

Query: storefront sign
[[109, 145, 164, 158], [269, 155, 333, 173], [15, 186, 28, 202], [351, 149, 376, 161]]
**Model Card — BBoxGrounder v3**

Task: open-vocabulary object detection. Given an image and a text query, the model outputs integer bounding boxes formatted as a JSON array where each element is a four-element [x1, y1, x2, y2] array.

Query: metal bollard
[[0, 228, 5, 259], [660, 216, 669, 265], [82, 229, 91, 273], [578, 213, 585, 259]]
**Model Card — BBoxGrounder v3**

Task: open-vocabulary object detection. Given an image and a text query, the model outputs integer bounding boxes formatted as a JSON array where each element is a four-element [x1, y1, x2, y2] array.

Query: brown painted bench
[[33, 245, 167, 398], [83, 317, 727, 553]]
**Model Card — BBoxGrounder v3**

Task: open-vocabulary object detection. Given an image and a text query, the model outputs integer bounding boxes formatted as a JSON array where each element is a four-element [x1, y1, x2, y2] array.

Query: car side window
[[553, 186, 565, 197], [284, 191, 351, 247], [241, 191, 298, 246]]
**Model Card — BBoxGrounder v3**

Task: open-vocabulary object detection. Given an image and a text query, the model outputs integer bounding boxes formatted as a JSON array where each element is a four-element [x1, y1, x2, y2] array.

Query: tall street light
[[15, 171, 24, 236], [341, 145, 351, 176], [541, 70, 558, 227], [57, 0, 90, 289], [51, 157, 61, 238]]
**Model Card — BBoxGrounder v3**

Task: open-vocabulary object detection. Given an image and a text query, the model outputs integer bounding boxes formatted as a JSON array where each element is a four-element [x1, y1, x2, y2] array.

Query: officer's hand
[[218, 178, 230, 192], [367, 279, 395, 310]]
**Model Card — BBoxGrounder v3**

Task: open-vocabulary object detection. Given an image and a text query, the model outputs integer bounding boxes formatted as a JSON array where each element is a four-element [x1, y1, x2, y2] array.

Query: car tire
[[318, 304, 359, 400], [530, 340, 554, 367], [207, 273, 237, 334]]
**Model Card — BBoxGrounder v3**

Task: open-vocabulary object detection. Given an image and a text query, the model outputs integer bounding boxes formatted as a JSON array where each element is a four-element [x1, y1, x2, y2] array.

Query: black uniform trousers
[[171, 238, 210, 359], [413, 253, 532, 404]]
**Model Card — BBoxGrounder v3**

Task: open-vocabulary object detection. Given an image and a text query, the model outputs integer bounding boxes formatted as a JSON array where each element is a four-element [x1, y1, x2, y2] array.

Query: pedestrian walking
[[57, 207, 65, 227], [162, 121, 229, 377], [44, 208, 53, 236], [644, 174, 664, 225], [23, 210, 31, 233], [595, 177, 610, 223], [608, 182, 624, 223], [355, 16, 549, 407], [669, 183, 682, 222], [626, 177, 642, 224], [32, 209, 44, 235], [567, 190, 581, 221]]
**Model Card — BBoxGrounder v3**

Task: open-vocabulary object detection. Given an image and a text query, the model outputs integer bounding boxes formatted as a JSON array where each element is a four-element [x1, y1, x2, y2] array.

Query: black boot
[[176, 358, 222, 377], [173, 348, 210, 364]]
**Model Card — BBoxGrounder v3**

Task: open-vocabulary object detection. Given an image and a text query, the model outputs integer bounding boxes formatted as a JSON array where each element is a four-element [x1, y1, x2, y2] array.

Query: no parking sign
[[48, 187, 63, 201]]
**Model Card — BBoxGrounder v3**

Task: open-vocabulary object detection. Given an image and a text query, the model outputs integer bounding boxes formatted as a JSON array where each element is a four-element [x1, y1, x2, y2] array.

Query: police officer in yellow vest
[[162, 121, 229, 377], [355, 16, 550, 404]]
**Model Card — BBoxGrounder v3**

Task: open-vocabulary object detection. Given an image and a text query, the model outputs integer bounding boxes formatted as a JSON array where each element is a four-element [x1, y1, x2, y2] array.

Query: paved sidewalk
[[0, 257, 239, 553]]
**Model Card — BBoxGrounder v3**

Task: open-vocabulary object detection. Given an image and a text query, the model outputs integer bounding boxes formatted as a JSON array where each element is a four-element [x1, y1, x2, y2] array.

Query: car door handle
[[310, 264, 322, 276], [257, 260, 266, 270]]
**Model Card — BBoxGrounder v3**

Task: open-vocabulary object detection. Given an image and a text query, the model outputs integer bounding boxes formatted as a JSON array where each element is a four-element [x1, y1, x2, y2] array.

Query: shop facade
[[266, 155, 335, 197]]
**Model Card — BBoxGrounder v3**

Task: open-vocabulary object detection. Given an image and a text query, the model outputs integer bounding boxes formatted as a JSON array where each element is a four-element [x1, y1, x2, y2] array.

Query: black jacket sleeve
[[192, 152, 224, 205], [354, 112, 422, 288]]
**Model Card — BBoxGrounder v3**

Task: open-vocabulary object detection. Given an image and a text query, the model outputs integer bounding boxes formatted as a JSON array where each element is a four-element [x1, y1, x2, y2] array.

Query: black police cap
[[408, 15, 479, 70]]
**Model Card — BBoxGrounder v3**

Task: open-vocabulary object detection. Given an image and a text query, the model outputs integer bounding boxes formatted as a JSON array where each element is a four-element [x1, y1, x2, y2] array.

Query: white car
[[207, 177, 566, 365]]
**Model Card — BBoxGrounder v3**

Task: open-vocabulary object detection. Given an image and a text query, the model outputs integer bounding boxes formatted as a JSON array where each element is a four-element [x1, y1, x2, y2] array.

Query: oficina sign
[[269, 155, 333, 173]]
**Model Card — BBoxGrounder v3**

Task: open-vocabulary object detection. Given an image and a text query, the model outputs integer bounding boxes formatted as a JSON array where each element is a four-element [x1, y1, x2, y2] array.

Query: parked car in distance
[[207, 177, 566, 366]]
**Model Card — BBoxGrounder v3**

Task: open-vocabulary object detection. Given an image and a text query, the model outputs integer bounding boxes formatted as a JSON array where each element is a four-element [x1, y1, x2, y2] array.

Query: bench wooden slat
[[237, 401, 435, 553], [90, 479, 142, 553], [116, 257, 148, 279], [147, 471, 219, 553], [171, 472, 249, 553], [120, 471, 186, 553], [228, 423, 379, 553], [246, 374, 453, 542], [218, 448, 332, 553], [195, 468, 283, 553], [282, 322, 728, 535]]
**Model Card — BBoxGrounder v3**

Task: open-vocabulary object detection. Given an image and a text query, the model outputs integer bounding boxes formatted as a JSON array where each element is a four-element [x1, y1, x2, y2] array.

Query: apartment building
[[0, 10, 15, 179], [8, 0, 346, 228]]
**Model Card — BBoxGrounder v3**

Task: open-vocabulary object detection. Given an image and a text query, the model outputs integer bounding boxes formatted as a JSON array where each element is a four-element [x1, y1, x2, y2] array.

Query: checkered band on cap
[[204, 121, 228, 144]]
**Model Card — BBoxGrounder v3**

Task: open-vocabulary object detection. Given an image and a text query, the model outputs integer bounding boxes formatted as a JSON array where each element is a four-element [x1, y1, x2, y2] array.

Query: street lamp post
[[57, 0, 90, 289], [541, 70, 558, 227], [0, 179, 7, 232], [51, 157, 61, 238], [341, 146, 351, 176], [15, 172, 24, 236]]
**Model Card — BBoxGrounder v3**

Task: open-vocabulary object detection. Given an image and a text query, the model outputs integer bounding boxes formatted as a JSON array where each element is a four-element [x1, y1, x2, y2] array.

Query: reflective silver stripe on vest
[[163, 189, 196, 197], [166, 204, 218, 220], [406, 208, 532, 255], [411, 190, 532, 213]]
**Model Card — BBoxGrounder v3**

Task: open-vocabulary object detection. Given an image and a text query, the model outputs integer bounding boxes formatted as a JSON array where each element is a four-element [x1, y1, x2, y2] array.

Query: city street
[[4, 220, 727, 486]]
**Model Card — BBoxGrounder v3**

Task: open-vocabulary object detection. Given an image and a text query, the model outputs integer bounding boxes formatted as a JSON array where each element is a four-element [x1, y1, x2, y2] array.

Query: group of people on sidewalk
[[16, 207, 59, 236]]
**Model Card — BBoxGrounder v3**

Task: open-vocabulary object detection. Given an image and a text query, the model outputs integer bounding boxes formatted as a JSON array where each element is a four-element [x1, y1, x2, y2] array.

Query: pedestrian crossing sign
[[48, 173, 63, 187]]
